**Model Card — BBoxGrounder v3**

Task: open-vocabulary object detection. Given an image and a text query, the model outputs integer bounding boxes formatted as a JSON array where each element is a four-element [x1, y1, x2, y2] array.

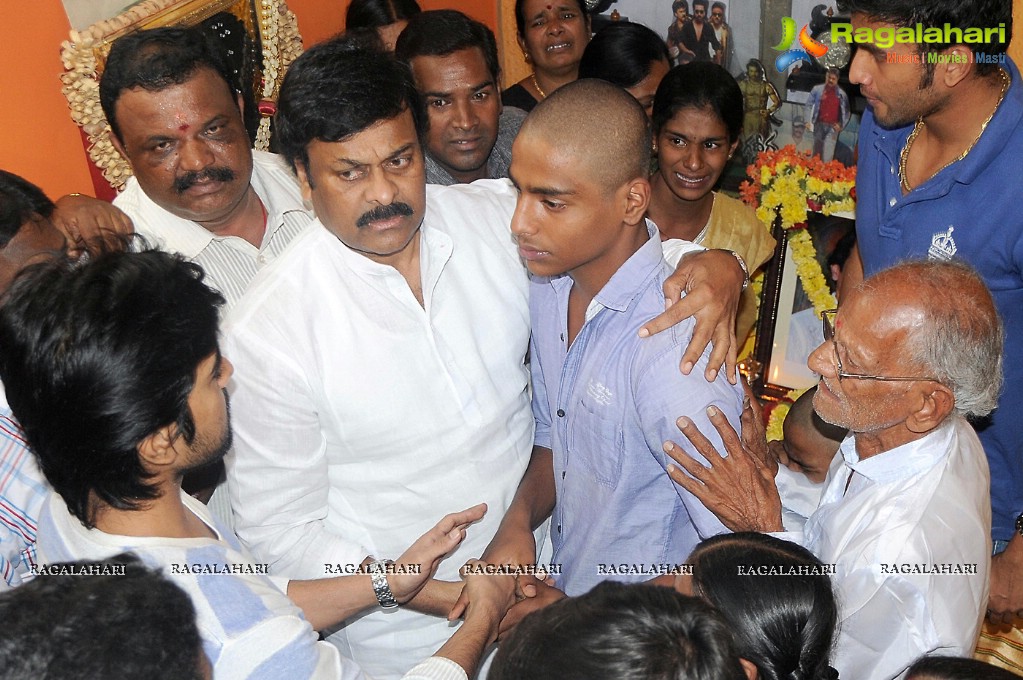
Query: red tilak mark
[[178, 124, 189, 132], [547, 4, 552, 8]]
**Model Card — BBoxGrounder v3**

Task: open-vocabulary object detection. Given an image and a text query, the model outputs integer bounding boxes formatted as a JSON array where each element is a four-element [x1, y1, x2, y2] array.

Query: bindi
[[178, 124, 190, 132]]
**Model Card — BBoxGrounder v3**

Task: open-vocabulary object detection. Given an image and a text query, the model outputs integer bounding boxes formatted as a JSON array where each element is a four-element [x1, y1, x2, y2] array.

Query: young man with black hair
[[0, 247, 511, 680], [395, 9, 526, 186], [0, 554, 210, 680]]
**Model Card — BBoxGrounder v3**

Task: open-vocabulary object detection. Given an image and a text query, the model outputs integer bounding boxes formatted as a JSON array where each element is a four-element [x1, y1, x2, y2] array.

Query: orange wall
[[0, 1, 93, 199]]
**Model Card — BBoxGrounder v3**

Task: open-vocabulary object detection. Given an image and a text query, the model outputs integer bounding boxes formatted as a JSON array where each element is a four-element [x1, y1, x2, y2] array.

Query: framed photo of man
[[753, 212, 856, 399]]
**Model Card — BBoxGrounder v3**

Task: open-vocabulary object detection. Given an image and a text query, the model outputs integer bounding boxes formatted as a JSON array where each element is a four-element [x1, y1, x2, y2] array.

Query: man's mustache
[[174, 166, 237, 194], [356, 202, 414, 228]]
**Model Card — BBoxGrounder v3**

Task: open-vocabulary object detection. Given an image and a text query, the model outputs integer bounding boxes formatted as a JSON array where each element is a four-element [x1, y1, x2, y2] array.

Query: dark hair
[[345, 0, 421, 31], [578, 22, 671, 89], [835, 0, 1011, 76], [0, 554, 204, 680], [652, 62, 744, 142], [693, 0, 709, 10], [672, 0, 690, 13], [0, 171, 55, 249], [100, 27, 237, 143], [492, 581, 746, 680], [395, 10, 501, 82], [711, 2, 727, 14], [906, 656, 1021, 680], [514, 0, 589, 37], [275, 35, 426, 173], [0, 247, 224, 528], [689, 533, 838, 680]]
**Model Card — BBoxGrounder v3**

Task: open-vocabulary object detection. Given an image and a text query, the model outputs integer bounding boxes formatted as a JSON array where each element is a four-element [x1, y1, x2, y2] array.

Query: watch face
[[817, 30, 851, 69]]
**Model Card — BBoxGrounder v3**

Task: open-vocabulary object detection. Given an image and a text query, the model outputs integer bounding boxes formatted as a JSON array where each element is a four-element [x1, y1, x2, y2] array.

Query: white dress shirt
[[788, 416, 991, 680], [115, 150, 313, 308], [223, 179, 533, 679]]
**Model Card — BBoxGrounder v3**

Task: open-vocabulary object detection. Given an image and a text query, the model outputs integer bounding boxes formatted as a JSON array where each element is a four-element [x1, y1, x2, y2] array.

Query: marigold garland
[[739, 145, 857, 319]]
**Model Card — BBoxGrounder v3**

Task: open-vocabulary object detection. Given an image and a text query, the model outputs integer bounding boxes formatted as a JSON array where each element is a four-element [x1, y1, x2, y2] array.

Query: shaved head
[[520, 78, 651, 192]]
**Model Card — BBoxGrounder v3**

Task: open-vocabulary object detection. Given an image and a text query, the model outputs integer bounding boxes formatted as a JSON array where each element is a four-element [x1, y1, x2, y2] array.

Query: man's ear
[[294, 161, 314, 204], [236, 91, 245, 118], [137, 422, 180, 470], [906, 382, 955, 434], [622, 177, 652, 226], [939, 45, 975, 89], [110, 132, 130, 165], [739, 657, 759, 680]]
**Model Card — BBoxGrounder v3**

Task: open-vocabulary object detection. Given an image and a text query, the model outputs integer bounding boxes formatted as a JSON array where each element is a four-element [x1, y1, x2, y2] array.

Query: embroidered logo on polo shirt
[[928, 226, 956, 260], [586, 380, 613, 406]]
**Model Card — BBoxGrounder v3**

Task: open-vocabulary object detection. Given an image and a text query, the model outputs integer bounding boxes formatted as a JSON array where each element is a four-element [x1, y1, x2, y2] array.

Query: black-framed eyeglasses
[[821, 309, 939, 383]]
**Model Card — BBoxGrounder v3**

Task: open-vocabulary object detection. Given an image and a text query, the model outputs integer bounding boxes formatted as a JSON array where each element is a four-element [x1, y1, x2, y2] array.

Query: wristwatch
[[367, 559, 399, 609]]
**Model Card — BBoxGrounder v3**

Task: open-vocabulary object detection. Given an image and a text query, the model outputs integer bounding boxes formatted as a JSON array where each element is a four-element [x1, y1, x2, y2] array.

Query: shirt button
[[890, 166, 895, 174], [258, 255, 267, 264], [556, 409, 565, 417], [889, 197, 897, 207]]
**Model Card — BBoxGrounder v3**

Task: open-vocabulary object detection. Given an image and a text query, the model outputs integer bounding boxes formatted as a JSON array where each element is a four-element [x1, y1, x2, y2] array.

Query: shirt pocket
[[568, 402, 625, 489]]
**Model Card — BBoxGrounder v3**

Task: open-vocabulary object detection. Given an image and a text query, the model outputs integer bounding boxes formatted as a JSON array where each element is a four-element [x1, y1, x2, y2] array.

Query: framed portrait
[[753, 211, 856, 399], [60, 0, 302, 193]]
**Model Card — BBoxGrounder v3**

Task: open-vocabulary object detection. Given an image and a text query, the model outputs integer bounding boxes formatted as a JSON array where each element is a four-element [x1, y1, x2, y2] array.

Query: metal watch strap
[[368, 559, 399, 609]]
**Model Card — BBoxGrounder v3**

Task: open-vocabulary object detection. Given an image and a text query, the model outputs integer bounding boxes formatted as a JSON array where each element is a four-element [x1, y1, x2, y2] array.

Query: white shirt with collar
[[115, 150, 313, 308], [788, 416, 991, 680], [223, 179, 532, 679]]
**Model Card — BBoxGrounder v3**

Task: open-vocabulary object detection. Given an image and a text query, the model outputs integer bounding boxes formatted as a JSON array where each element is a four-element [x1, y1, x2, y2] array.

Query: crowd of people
[[0, 0, 1020, 678]]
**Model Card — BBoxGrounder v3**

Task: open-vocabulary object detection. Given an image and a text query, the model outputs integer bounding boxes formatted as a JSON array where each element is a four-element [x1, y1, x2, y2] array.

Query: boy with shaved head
[[484, 79, 743, 598]]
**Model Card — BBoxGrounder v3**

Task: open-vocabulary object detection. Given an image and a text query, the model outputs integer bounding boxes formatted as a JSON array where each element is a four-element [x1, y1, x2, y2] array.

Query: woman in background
[[577, 21, 671, 119], [680, 533, 839, 680], [646, 61, 775, 341], [345, 0, 420, 51], [502, 0, 590, 113]]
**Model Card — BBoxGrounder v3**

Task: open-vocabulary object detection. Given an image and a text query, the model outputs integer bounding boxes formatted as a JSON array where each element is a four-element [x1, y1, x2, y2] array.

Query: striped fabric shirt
[[0, 387, 46, 590], [115, 150, 314, 308]]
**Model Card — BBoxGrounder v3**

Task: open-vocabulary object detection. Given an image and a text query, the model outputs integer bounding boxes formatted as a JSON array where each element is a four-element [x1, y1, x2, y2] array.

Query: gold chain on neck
[[530, 72, 547, 99], [899, 67, 1010, 193]]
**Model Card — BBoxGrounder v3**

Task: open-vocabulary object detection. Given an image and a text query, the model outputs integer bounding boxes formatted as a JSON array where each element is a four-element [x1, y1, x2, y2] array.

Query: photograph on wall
[[610, 0, 761, 78], [773, 100, 860, 166]]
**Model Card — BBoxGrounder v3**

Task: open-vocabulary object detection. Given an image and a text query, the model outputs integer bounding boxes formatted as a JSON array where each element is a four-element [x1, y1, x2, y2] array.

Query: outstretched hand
[[664, 406, 783, 532], [390, 503, 487, 604], [639, 249, 743, 383]]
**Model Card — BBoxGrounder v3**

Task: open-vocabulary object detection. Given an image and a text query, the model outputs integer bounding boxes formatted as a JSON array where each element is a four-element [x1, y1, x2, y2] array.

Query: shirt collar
[[586, 219, 664, 314], [841, 417, 955, 484]]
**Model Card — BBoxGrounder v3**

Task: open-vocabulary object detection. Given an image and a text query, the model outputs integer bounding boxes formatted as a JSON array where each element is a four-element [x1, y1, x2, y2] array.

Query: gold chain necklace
[[530, 72, 547, 99], [899, 68, 1010, 193]]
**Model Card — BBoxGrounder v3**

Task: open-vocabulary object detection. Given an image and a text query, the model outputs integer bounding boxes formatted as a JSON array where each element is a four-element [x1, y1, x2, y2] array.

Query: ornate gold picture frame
[[60, 0, 302, 190]]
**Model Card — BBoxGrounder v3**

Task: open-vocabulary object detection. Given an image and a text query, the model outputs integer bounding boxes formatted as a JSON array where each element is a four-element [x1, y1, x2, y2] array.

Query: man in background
[[395, 9, 526, 186]]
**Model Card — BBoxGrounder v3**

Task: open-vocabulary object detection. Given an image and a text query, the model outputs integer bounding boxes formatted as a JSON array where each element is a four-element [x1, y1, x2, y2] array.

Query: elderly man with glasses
[[663, 259, 1003, 680]]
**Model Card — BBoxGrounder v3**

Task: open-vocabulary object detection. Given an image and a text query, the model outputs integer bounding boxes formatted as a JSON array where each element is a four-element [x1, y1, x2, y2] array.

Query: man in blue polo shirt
[[837, 0, 1023, 621]]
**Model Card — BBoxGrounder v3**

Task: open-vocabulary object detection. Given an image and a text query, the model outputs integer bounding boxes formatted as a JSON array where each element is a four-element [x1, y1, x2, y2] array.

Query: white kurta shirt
[[223, 179, 532, 679], [115, 150, 313, 308], [793, 416, 991, 680]]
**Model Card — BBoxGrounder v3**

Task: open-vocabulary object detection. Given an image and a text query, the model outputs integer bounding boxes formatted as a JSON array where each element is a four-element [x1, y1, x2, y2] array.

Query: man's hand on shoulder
[[52, 194, 134, 254], [640, 249, 744, 384]]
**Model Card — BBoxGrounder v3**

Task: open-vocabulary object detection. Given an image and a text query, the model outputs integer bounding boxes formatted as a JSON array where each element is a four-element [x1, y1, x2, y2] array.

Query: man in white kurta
[[665, 260, 1000, 680], [224, 179, 532, 678]]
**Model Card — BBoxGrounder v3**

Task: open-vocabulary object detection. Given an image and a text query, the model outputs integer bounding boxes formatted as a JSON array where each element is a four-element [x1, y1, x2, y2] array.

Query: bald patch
[[521, 79, 651, 192]]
